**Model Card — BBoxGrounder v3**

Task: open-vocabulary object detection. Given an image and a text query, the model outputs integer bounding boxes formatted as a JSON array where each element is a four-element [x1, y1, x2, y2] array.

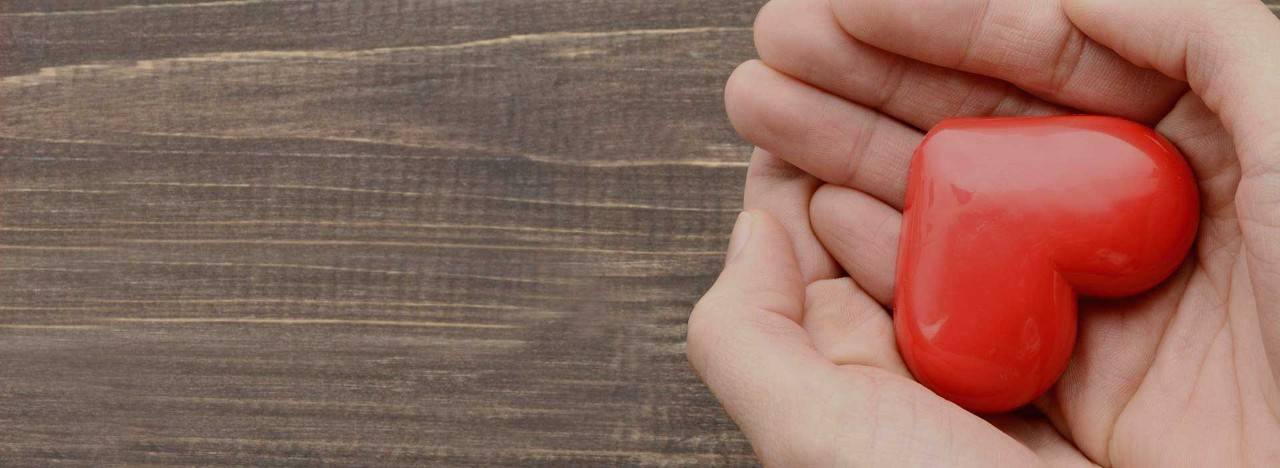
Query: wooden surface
[[0, 1, 760, 465], [2, 1, 1278, 466]]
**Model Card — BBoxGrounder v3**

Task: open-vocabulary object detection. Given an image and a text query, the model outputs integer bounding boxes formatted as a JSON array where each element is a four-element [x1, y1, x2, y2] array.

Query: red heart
[[894, 116, 1199, 413]]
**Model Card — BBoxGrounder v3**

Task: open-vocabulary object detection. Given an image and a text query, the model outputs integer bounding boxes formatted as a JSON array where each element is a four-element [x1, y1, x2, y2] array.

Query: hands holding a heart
[[686, 0, 1280, 466]]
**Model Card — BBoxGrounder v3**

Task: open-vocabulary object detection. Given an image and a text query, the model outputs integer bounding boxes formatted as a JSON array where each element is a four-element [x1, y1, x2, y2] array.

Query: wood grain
[[1, 0, 1277, 466], [1, 1, 759, 465]]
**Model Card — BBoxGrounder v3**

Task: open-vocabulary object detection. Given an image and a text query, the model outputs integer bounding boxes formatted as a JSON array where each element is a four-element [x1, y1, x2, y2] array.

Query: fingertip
[[752, 0, 829, 76], [751, 0, 788, 60], [723, 60, 767, 143], [808, 184, 864, 231], [809, 182, 843, 210], [808, 184, 902, 305], [809, 184, 848, 242]]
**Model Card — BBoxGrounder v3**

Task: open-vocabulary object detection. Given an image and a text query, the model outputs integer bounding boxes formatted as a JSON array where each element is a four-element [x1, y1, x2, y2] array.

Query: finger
[[754, 0, 1066, 131], [803, 277, 909, 375], [987, 413, 1101, 468], [1155, 93, 1240, 221], [744, 148, 841, 282], [685, 210, 832, 455], [1064, 0, 1280, 157], [810, 184, 901, 305], [725, 59, 919, 208], [828, 0, 1187, 123], [1063, 0, 1280, 377]]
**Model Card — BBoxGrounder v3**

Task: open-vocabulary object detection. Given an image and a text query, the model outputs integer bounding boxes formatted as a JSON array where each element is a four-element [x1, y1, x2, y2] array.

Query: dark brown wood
[[1, 1, 1277, 466], [0, 1, 760, 465]]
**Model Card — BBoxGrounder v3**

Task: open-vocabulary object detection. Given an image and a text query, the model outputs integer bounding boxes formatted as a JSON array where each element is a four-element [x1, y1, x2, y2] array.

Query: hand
[[687, 0, 1280, 466]]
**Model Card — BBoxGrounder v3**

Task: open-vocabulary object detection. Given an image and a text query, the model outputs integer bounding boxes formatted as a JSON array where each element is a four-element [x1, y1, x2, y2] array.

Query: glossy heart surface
[[894, 116, 1199, 413]]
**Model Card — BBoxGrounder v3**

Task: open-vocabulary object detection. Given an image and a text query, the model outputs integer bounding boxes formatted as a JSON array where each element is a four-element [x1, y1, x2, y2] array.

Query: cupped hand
[[687, 0, 1280, 466]]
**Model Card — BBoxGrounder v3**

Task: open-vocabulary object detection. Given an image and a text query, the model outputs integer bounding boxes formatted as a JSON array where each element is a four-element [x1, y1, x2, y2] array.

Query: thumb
[[1064, 0, 1280, 395], [687, 211, 814, 376], [685, 210, 829, 462]]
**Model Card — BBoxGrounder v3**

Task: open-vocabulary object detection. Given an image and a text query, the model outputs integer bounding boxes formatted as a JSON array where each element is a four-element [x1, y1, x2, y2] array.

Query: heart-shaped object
[[894, 116, 1199, 413]]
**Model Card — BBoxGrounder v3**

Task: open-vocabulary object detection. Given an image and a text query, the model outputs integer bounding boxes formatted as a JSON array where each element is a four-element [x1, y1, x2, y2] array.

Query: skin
[[686, 0, 1280, 466]]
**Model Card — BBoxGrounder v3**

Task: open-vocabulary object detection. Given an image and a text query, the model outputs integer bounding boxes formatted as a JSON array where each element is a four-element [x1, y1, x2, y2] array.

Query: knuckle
[[747, 286, 804, 322], [1045, 28, 1087, 94]]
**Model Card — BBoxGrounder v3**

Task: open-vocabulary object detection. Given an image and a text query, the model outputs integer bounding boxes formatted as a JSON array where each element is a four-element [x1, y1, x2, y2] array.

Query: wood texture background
[[1, 1, 1277, 466]]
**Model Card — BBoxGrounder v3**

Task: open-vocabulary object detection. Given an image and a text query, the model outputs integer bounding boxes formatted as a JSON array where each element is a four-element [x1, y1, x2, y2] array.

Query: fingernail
[[726, 211, 754, 264]]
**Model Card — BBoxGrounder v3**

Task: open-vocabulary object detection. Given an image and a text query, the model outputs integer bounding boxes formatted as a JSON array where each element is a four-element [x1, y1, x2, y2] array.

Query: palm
[[1050, 104, 1280, 465], [707, 0, 1280, 465]]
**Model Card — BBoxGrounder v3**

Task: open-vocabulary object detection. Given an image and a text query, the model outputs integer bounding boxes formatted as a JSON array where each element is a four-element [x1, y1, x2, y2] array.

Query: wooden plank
[[0, 1, 761, 465], [1, 0, 1277, 466]]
